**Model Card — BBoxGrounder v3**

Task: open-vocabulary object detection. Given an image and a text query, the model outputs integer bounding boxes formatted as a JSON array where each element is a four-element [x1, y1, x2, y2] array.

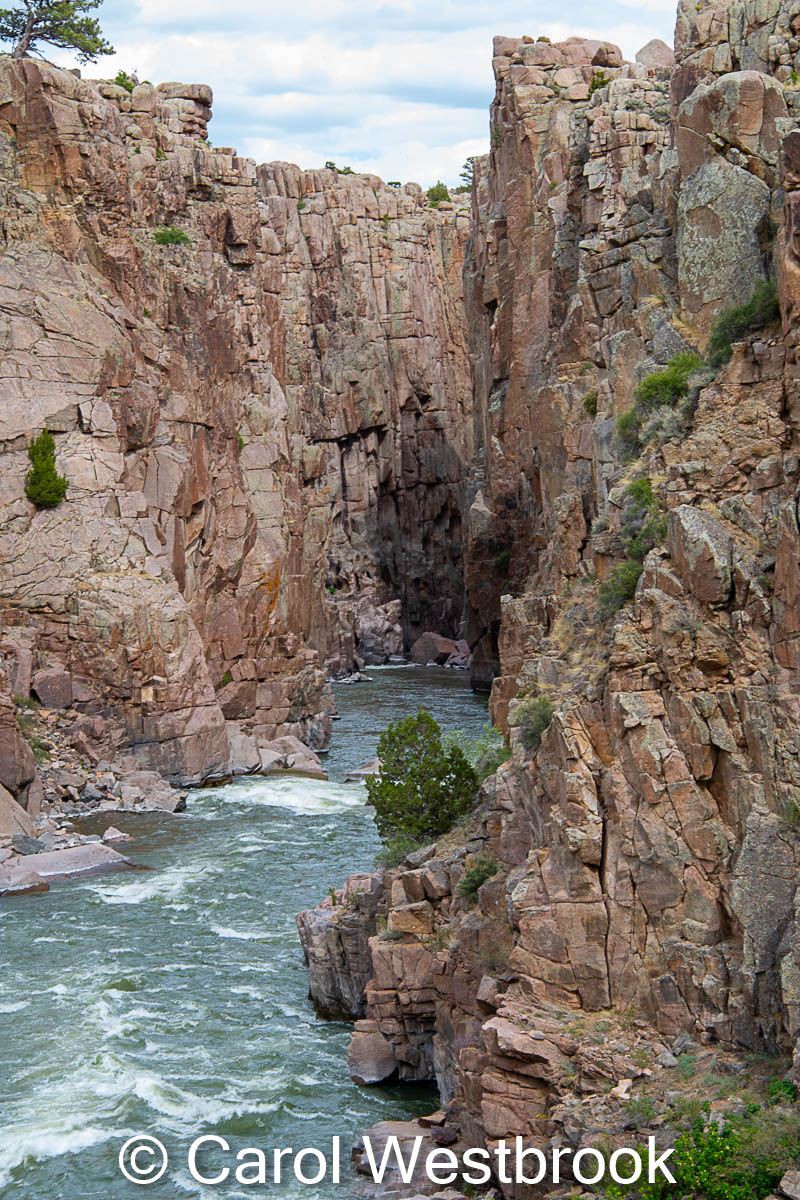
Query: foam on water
[[1, 667, 488, 1199]]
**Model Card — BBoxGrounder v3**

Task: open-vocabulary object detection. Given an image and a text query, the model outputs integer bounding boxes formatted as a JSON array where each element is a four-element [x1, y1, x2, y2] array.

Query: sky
[[48, 0, 675, 188]]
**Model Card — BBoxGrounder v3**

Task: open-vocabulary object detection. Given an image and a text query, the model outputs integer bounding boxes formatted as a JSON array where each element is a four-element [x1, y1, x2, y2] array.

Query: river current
[[0, 666, 488, 1199]]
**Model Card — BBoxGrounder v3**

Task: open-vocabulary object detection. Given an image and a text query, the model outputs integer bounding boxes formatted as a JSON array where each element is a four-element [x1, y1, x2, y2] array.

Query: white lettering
[[515, 1138, 547, 1185], [294, 1148, 326, 1185], [235, 1148, 266, 1185], [573, 1148, 605, 1185], [610, 1148, 642, 1184], [188, 1135, 230, 1185], [361, 1135, 423, 1184], [273, 1147, 292, 1183], [496, 1140, 512, 1183], [552, 1146, 571, 1183], [648, 1137, 676, 1184], [426, 1148, 458, 1185], [462, 1147, 491, 1185]]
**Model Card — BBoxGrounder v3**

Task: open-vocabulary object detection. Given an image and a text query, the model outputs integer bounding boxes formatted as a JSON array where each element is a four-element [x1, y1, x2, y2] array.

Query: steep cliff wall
[[301, 14, 800, 1195], [0, 59, 471, 783]]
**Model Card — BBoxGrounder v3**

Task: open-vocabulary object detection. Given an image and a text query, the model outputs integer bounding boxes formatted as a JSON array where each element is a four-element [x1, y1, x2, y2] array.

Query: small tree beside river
[[366, 708, 478, 863]]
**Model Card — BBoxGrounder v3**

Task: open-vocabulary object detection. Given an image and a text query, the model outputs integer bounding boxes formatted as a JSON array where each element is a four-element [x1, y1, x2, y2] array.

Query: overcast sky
[[51, 0, 675, 187]]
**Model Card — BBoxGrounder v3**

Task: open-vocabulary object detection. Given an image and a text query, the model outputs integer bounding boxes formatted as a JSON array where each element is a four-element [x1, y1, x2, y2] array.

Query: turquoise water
[[0, 667, 487, 1199]]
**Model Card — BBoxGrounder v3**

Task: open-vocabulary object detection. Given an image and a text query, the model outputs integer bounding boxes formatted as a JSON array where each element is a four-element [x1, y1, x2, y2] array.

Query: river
[[0, 666, 488, 1199]]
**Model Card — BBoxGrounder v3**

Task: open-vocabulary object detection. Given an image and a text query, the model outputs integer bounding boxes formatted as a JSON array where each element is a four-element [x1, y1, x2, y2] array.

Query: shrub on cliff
[[634, 352, 703, 413], [113, 69, 135, 92], [366, 708, 478, 854], [459, 853, 498, 902], [153, 226, 191, 245], [511, 694, 553, 753], [443, 723, 510, 784], [622, 477, 666, 563], [426, 181, 450, 205], [25, 430, 68, 509], [615, 352, 703, 461], [707, 279, 780, 368], [597, 558, 643, 618], [0, 0, 113, 62], [603, 1108, 800, 1200]]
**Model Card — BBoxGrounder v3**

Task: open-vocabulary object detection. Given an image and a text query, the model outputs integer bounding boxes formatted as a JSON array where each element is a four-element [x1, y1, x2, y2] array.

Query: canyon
[[2, 0, 800, 1193]]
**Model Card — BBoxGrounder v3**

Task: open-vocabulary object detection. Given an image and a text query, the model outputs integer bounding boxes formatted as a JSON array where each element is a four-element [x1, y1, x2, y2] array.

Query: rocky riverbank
[[298, 9, 800, 1197]]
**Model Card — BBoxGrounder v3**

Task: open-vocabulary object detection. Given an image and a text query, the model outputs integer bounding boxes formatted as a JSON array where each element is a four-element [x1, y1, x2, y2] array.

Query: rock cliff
[[0, 59, 471, 783], [299, 9, 800, 1195]]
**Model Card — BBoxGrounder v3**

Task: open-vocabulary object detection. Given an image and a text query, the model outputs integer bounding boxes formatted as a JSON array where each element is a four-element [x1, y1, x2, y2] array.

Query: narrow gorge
[[3, 0, 800, 1195]]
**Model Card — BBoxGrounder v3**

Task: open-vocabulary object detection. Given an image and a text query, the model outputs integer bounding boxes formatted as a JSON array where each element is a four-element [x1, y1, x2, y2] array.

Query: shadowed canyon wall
[[0, 59, 471, 783], [300, 7, 800, 1193]]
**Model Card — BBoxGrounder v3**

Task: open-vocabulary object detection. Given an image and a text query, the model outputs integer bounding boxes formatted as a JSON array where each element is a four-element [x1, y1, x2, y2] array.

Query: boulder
[[0, 783, 35, 837], [11, 833, 44, 855], [258, 736, 327, 778], [102, 826, 131, 843], [0, 692, 35, 796], [32, 665, 73, 709], [409, 632, 459, 666], [0, 869, 49, 897], [347, 1024, 398, 1085], [780, 1172, 800, 1200], [636, 38, 675, 69], [0, 841, 136, 882], [677, 156, 770, 331], [668, 506, 732, 606]]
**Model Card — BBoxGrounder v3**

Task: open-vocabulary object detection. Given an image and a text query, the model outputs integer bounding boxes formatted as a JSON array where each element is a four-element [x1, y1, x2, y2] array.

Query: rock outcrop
[[300, 12, 800, 1196], [0, 59, 471, 782]]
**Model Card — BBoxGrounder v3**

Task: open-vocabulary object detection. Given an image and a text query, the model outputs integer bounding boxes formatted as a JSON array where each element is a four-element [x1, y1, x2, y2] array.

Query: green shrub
[[426, 180, 450, 204], [613, 1110, 800, 1200], [153, 226, 191, 245], [634, 352, 703, 413], [493, 548, 511, 572], [296, 199, 306, 211], [155, 147, 166, 160], [583, 390, 598, 416], [25, 430, 68, 508], [622, 477, 666, 562], [624, 1096, 656, 1129], [615, 407, 643, 460], [365, 708, 478, 846], [597, 559, 643, 619], [616, 352, 703, 461], [443, 724, 510, 784], [459, 854, 498, 902], [589, 69, 611, 94], [512, 695, 553, 753], [220, 670, 233, 687], [707, 279, 780, 367], [114, 70, 135, 93], [767, 1078, 798, 1105]]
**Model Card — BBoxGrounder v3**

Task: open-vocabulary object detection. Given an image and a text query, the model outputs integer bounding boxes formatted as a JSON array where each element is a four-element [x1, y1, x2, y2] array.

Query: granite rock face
[[300, 17, 800, 1195], [0, 59, 470, 780]]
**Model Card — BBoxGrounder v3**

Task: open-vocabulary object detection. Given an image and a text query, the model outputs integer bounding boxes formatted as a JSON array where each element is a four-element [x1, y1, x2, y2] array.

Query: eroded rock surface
[[0, 60, 472, 780], [300, 15, 800, 1197]]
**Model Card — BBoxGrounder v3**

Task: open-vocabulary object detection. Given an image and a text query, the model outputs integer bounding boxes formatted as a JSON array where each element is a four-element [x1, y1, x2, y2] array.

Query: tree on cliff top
[[366, 708, 478, 859], [0, 0, 113, 63]]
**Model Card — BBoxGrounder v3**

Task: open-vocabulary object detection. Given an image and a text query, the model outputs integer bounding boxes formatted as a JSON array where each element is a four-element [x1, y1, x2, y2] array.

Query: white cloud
[[51, 0, 675, 187]]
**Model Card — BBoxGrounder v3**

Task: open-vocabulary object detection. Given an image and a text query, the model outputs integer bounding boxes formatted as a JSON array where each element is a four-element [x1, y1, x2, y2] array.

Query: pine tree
[[0, 0, 113, 63], [25, 429, 68, 508]]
